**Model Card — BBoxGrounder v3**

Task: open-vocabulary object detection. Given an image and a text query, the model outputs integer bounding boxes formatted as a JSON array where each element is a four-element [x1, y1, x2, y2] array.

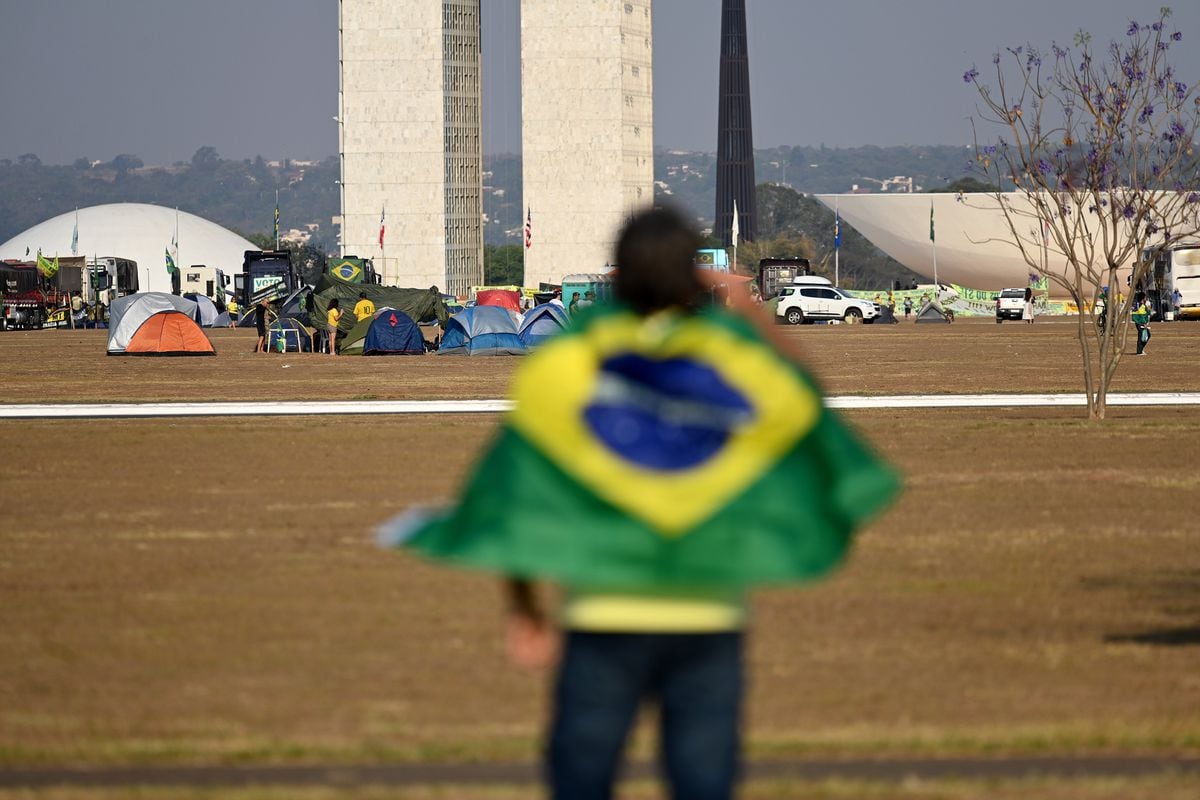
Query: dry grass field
[[1, 318, 1199, 798]]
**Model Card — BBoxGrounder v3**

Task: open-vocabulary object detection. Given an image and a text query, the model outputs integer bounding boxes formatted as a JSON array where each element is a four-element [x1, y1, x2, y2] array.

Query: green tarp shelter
[[312, 276, 451, 337]]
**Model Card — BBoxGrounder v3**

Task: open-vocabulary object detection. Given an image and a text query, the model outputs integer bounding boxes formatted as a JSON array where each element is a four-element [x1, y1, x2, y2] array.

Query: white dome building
[[816, 192, 1140, 297], [0, 204, 258, 294]]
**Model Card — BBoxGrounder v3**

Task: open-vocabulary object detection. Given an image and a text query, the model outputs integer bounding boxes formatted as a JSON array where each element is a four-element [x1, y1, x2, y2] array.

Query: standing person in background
[[254, 299, 270, 353], [69, 291, 86, 329], [381, 207, 899, 800], [1132, 292, 1151, 355], [1172, 287, 1182, 319], [568, 292, 581, 316], [354, 292, 375, 322], [326, 299, 343, 356], [903, 296, 913, 319], [1023, 287, 1035, 324]]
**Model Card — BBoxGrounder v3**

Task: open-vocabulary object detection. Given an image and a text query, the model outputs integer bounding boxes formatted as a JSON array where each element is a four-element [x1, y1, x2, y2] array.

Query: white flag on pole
[[731, 200, 740, 248]]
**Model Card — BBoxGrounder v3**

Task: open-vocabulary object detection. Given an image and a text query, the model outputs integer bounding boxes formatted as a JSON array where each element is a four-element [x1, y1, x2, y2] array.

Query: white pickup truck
[[995, 288, 1026, 322]]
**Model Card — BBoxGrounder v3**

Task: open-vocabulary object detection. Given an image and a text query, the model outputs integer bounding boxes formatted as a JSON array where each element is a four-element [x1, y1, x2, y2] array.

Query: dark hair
[[359, 292, 367, 299], [615, 206, 703, 314], [329, 298, 340, 310]]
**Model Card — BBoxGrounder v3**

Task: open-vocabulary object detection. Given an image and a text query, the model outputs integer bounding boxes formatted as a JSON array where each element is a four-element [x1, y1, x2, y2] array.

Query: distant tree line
[[0, 147, 342, 255], [3, 144, 976, 288]]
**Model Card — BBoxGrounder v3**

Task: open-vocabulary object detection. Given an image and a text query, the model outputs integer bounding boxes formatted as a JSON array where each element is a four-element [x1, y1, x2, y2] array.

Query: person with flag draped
[[379, 207, 900, 800]]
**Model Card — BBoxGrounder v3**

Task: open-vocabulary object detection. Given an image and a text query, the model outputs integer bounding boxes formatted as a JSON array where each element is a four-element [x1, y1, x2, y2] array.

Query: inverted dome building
[[0, 203, 258, 295], [816, 192, 1141, 298]]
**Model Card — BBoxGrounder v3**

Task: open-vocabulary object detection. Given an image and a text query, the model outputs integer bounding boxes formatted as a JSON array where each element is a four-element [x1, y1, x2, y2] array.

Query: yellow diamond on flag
[[333, 260, 362, 282], [509, 311, 821, 536]]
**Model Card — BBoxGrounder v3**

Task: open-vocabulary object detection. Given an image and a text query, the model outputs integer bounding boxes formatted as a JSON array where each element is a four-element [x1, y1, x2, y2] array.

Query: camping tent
[[439, 306, 525, 355], [337, 310, 380, 355], [476, 288, 522, 314], [277, 287, 314, 327], [517, 302, 569, 348], [876, 305, 900, 324], [107, 292, 214, 356], [184, 293, 226, 327], [362, 309, 425, 355], [311, 276, 450, 337], [267, 317, 314, 353], [915, 302, 952, 323]]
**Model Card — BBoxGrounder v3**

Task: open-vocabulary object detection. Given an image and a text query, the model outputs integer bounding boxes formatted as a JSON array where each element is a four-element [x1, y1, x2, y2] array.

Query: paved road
[[3, 756, 1198, 788]]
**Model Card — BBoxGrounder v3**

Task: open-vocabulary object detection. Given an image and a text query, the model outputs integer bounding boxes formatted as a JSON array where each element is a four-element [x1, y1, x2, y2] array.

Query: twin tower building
[[338, 0, 654, 295]]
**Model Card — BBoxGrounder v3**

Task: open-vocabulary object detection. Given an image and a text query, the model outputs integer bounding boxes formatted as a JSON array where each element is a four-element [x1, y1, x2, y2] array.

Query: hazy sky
[[2, 0, 1199, 165]]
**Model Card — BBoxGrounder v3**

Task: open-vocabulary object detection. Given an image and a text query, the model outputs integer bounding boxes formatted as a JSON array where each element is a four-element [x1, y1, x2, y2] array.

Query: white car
[[995, 287, 1026, 322], [775, 283, 880, 325]]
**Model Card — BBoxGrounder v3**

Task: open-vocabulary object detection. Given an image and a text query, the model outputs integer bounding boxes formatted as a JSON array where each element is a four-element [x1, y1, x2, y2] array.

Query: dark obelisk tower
[[715, 0, 756, 247]]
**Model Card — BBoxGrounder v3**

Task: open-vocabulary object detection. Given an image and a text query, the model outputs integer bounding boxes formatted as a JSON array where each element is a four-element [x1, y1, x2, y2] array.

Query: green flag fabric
[[380, 305, 899, 589], [36, 251, 59, 278], [929, 202, 935, 243]]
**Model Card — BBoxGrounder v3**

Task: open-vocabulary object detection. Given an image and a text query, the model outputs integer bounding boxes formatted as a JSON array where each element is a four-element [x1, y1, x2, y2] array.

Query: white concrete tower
[[338, 0, 484, 295], [521, 0, 654, 287]]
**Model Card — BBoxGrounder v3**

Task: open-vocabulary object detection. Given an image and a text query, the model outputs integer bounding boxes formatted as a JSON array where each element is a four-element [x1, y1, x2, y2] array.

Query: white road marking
[[3, 393, 1200, 419]]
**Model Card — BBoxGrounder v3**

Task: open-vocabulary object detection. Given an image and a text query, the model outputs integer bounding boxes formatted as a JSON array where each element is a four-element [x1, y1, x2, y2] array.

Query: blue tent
[[517, 302, 569, 348], [267, 317, 313, 352], [439, 306, 526, 356], [363, 309, 425, 355]]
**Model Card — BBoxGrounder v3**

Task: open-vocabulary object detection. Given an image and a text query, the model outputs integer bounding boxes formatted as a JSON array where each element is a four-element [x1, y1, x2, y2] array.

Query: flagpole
[[834, 201, 840, 287], [275, 189, 280, 250], [930, 200, 938, 291], [731, 199, 740, 274], [379, 205, 386, 279]]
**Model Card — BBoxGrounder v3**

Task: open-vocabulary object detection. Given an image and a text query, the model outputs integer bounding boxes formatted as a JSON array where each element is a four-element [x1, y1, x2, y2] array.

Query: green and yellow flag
[[380, 305, 899, 588], [36, 250, 59, 278]]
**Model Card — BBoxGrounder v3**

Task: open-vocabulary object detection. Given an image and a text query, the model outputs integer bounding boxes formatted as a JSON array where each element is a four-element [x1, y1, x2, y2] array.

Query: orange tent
[[123, 311, 215, 356]]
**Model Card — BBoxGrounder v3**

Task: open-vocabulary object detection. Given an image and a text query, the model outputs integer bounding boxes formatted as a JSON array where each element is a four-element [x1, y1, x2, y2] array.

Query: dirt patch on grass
[[1, 321, 1199, 767], [5, 317, 1200, 404]]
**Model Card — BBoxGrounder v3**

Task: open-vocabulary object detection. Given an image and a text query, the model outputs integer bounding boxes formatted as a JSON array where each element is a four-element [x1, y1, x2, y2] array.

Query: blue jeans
[[548, 631, 743, 800]]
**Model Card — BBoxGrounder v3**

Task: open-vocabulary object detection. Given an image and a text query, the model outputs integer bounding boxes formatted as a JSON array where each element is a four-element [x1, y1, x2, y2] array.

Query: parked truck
[[327, 255, 381, 286], [758, 257, 811, 299], [1, 261, 58, 329], [1142, 241, 1200, 320], [182, 265, 230, 304], [1, 255, 137, 329], [237, 250, 298, 307]]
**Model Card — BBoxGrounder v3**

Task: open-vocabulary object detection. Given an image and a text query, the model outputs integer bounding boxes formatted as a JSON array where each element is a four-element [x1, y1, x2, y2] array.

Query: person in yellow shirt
[[354, 291, 375, 322], [326, 299, 343, 356]]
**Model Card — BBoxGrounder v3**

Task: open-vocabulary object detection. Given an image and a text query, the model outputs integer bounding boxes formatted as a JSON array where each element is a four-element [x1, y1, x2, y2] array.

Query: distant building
[[817, 192, 1138, 296], [521, 0, 654, 287], [338, 0, 483, 294], [0, 204, 257, 295], [715, 0, 756, 247]]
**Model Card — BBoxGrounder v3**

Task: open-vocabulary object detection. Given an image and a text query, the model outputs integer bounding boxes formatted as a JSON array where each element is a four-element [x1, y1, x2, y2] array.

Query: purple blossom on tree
[[964, 6, 1200, 420]]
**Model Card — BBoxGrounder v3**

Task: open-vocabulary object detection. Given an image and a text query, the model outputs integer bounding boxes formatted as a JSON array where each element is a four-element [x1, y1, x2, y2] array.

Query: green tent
[[312, 277, 451, 335]]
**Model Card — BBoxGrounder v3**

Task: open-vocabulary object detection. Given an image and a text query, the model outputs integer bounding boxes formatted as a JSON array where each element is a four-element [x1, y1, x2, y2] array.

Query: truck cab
[[182, 265, 229, 304], [239, 250, 297, 306]]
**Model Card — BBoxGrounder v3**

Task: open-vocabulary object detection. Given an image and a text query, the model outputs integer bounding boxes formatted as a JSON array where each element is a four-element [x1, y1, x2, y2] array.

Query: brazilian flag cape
[[381, 304, 900, 589]]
